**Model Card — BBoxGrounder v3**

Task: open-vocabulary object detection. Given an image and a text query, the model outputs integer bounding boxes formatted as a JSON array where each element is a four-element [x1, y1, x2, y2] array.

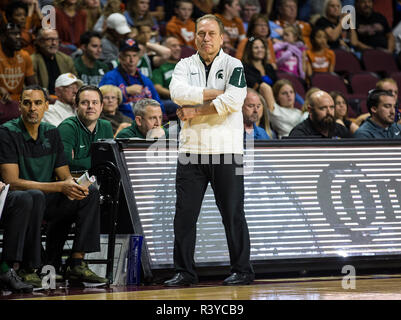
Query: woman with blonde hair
[[258, 79, 304, 138], [256, 90, 276, 139], [99, 85, 132, 137]]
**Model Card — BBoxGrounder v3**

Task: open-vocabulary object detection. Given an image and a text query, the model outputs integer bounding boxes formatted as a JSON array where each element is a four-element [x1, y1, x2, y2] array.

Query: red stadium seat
[[310, 72, 349, 97], [362, 49, 399, 77], [349, 72, 380, 96], [334, 49, 362, 76]]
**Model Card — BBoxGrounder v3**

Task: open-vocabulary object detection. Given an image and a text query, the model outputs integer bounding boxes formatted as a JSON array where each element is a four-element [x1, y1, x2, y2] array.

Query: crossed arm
[[176, 89, 224, 121]]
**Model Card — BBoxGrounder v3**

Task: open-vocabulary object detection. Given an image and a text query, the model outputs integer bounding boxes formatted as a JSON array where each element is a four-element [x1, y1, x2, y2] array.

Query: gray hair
[[133, 98, 161, 117]]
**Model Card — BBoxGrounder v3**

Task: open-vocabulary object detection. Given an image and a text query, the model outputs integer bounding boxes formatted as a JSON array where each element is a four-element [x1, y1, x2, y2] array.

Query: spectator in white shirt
[[42, 73, 83, 126]]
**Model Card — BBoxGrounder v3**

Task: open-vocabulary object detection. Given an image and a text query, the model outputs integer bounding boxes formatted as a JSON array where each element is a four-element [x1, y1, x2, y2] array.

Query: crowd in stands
[[2, 0, 401, 292]]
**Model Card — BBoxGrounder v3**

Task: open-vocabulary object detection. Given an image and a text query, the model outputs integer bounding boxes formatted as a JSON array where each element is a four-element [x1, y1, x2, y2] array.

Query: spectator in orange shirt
[[0, 23, 36, 102], [166, 0, 196, 50], [5, 1, 36, 55], [306, 27, 335, 78], [275, 0, 312, 49], [214, 0, 246, 48]]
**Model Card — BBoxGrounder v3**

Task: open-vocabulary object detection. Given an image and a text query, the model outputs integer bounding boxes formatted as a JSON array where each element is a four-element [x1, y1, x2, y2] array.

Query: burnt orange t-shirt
[[215, 13, 246, 47], [306, 48, 335, 73], [0, 44, 35, 101], [166, 16, 196, 49]]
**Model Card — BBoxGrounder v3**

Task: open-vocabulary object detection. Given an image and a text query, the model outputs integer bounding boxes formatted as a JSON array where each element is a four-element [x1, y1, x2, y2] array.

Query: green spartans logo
[[216, 69, 224, 80], [229, 67, 246, 88]]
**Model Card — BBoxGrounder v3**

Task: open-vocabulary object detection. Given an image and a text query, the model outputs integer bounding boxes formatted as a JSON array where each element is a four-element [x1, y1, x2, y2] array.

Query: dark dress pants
[[1, 190, 46, 269], [173, 154, 253, 281], [44, 185, 101, 269]]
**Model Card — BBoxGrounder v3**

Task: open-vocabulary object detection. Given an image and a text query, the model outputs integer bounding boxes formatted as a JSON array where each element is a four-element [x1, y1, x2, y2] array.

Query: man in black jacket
[[289, 90, 352, 138]]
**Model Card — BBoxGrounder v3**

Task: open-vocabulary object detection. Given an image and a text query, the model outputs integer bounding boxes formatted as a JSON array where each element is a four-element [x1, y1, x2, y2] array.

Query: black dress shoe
[[164, 273, 198, 287], [223, 272, 254, 286]]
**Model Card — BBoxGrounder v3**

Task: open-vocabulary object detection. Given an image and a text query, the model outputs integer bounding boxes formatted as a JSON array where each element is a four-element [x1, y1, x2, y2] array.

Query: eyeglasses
[[43, 37, 60, 42], [254, 23, 268, 27]]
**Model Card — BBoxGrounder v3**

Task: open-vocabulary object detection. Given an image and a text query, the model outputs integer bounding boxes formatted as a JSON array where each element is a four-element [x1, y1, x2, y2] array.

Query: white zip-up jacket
[[169, 49, 247, 155]]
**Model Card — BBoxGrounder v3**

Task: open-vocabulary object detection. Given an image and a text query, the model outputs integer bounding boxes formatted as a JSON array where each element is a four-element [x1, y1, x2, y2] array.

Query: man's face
[[243, 92, 262, 125], [280, 0, 297, 20], [309, 93, 336, 131], [226, 0, 241, 18], [176, 2, 193, 21], [119, 50, 140, 75], [20, 89, 49, 125], [372, 95, 397, 127], [76, 90, 103, 126], [165, 37, 182, 61], [84, 36, 102, 60], [135, 105, 163, 136], [356, 0, 373, 17], [55, 83, 79, 106], [243, 4, 259, 22], [38, 29, 59, 56], [326, 0, 341, 18], [3, 25, 22, 51], [195, 19, 223, 59]]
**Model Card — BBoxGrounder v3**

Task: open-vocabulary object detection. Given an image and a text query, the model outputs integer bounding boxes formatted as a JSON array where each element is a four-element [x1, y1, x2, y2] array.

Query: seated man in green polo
[[0, 85, 108, 287], [116, 98, 168, 139], [57, 85, 114, 172]]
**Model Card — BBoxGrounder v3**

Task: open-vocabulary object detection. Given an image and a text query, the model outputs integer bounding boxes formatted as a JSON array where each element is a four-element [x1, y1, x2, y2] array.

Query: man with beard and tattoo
[[354, 89, 401, 139], [289, 90, 352, 138]]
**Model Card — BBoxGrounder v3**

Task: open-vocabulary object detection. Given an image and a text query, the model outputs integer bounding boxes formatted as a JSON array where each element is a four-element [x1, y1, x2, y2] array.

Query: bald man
[[289, 90, 353, 138]]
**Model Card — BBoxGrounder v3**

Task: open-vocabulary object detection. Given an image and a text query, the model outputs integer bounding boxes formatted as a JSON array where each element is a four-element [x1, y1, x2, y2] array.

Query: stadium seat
[[310, 72, 349, 97], [334, 49, 362, 77], [180, 45, 196, 58], [362, 49, 399, 77], [349, 72, 380, 96]]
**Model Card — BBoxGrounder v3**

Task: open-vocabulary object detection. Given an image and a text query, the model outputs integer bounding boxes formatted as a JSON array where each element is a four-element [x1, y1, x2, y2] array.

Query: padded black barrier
[[91, 138, 401, 281]]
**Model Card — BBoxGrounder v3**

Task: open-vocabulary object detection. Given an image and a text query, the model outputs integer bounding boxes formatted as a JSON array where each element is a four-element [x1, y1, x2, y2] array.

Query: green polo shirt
[[74, 56, 109, 86], [151, 62, 176, 88], [57, 116, 114, 172], [116, 122, 168, 139], [0, 117, 68, 182]]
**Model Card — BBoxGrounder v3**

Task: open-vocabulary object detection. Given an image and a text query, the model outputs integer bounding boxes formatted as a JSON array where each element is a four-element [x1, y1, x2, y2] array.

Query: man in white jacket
[[164, 14, 254, 287]]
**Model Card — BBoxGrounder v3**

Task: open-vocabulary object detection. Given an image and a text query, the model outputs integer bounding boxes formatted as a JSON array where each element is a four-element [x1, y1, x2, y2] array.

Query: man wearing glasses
[[31, 28, 77, 99], [0, 22, 36, 103]]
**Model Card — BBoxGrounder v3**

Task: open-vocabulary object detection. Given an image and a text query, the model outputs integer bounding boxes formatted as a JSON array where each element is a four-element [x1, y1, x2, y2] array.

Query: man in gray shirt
[[354, 89, 401, 139]]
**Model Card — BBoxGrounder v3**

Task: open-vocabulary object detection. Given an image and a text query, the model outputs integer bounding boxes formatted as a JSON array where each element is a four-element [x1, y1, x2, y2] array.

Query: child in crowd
[[166, 0, 196, 50], [273, 25, 307, 79], [306, 27, 335, 77], [5, 1, 35, 54]]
